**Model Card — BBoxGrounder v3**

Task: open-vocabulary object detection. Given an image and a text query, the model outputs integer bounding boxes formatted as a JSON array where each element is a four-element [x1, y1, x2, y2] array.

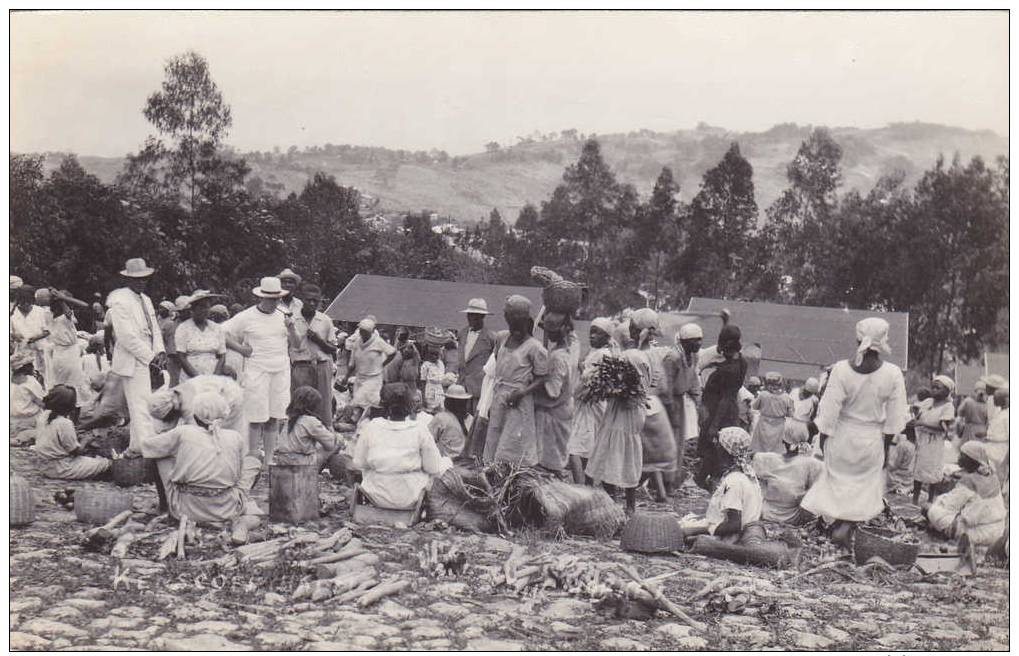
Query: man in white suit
[[107, 258, 166, 453]]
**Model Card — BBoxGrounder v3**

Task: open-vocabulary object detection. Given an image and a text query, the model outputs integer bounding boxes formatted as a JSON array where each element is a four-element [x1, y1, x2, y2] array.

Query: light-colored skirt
[[800, 418, 885, 523], [586, 398, 644, 488], [751, 415, 786, 454], [536, 402, 572, 471], [567, 400, 605, 459], [42, 455, 111, 480], [484, 385, 539, 467], [641, 396, 676, 472], [913, 429, 946, 484]]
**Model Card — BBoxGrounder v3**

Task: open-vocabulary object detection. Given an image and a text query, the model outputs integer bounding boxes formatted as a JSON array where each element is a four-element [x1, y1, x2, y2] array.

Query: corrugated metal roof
[[661, 297, 910, 378], [323, 274, 544, 331]]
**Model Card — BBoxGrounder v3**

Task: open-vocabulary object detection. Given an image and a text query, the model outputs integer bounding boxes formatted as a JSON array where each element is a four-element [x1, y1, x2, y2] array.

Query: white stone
[[91, 617, 143, 631], [791, 631, 833, 650], [412, 638, 453, 650], [541, 598, 591, 620], [677, 636, 709, 650], [822, 626, 851, 643], [429, 601, 470, 620], [655, 623, 693, 640], [109, 605, 148, 618], [877, 632, 920, 649], [262, 592, 287, 606], [377, 600, 415, 620], [462, 626, 485, 639], [466, 638, 526, 651], [409, 626, 447, 639], [256, 632, 302, 649], [10, 596, 43, 613], [64, 598, 108, 611], [10, 632, 50, 650], [550, 621, 579, 634], [349, 635, 378, 648], [20, 619, 88, 639], [185, 620, 240, 634], [600, 637, 650, 651], [42, 605, 85, 621], [928, 628, 977, 642], [160, 634, 253, 651]]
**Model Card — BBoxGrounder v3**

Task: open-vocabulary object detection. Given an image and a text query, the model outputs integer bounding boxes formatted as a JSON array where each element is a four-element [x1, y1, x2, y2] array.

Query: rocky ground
[[9, 444, 1010, 652]]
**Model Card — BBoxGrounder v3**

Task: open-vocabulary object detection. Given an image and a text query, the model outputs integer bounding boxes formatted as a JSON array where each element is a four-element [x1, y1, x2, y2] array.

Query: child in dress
[[420, 344, 447, 413], [10, 352, 44, 445], [750, 372, 793, 455], [911, 375, 956, 506], [34, 385, 111, 480]]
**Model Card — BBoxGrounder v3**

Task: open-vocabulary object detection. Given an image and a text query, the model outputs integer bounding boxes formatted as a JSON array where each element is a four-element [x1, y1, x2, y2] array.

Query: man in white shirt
[[10, 285, 51, 383], [106, 258, 166, 453], [223, 276, 301, 466], [289, 283, 337, 425]]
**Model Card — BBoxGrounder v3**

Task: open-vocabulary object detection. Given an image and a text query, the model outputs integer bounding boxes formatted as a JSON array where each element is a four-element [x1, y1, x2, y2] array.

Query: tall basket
[[10, 472, 36, 527]]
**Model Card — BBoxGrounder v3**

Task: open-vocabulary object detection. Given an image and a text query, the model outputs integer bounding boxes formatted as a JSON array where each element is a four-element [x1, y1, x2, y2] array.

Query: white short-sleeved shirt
[[705, 471, 763, 534], [223, 306, 289, 372], [11, 377, 44, 418]]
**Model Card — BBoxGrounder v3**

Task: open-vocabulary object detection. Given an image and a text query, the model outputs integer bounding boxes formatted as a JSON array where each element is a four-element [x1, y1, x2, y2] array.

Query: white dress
[[800, 359, 907, 523]]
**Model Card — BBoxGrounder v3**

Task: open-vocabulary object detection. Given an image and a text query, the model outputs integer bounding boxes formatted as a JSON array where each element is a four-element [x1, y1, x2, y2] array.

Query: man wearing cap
[[107, 258, 167, 453], [345, 316, 397, 423], [223, 277, 301, 466], [277, 268, 304, 317], [662, 323, 704, 489], [289, 283, 337, 425], [456, 298, 496, 414]]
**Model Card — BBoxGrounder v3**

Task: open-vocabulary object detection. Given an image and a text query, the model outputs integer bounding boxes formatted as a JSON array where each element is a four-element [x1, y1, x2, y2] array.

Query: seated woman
[[140, 391, 263, 543], [34, 385, 112, 480], [925, 441, 1007, 561], [681, 426, 763, 544], [352, 382, 450, 510], [428, 383, 472, 459], [275, 385, 341, 467], [885, 431, 917, 494], [147, 374, 247, 450], [10, 352, 44, 445], [753, 427, 824, 524]]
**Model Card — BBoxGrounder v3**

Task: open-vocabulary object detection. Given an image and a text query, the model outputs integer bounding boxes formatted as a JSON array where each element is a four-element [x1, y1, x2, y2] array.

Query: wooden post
[[269, 464, 320, 523]]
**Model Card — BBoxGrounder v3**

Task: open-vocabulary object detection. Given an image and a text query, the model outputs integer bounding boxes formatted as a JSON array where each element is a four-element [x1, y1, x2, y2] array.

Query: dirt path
[[9, 446, 1009, 651]]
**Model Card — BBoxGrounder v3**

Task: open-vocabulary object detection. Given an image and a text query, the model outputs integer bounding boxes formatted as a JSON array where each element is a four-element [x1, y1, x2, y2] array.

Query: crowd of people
[[9, 259, 1009, 560]]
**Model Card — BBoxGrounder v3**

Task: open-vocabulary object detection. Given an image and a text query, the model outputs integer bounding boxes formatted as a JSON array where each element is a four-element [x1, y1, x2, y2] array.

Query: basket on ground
[[563, 488, 627, 538], [74, 487, 134, 525], [112, 455, 149, 487], [620, 511, 686, 554], [10, 472, 36, 527], [852, 525, 920, 566]]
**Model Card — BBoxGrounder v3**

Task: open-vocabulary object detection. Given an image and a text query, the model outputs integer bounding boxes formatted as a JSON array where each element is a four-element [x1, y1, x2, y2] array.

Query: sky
[[10, 10, 1009, 157]]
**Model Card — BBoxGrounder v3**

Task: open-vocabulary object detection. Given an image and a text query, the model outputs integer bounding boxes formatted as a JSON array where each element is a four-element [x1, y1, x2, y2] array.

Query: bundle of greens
[[578, 355, 647, 405]]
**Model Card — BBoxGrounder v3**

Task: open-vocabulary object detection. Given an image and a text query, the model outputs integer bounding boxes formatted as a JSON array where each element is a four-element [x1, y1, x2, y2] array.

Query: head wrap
[[11, 351, 34, 371], [358, 316, 377, 332], [191, 391, 231, 452], [34, 288, 51, 303], [591, 317, 616, 335], [932, 375, 956, 395], [855, 317, 891, 365], [148, 389, 178, 419], [10, 275, 23, 290], [803, 377, 820, 394], [613, 319, 634, 350], [504, 294, 533, 315], [629, 308, 659, 349], [747, 376, 762, 387], [960, 440, 994, 478], [984, 374, 1008, 390], [718, 426, 757, 482], [765, 372, 783, 385], [782, 421, 813, 453], [678, 323, 703, 340]]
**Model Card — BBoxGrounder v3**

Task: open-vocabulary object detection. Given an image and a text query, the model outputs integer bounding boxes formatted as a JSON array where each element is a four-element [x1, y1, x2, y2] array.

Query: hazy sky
[[11, 10, 1008, 157]]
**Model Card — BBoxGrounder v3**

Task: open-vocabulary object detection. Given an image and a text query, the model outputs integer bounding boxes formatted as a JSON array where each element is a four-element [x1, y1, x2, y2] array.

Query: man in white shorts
[[223, 277, 300, 468]]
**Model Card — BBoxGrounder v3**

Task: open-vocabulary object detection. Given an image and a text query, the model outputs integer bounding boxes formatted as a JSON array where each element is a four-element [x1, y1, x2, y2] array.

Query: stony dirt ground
[[9, 443, 1010, 652]]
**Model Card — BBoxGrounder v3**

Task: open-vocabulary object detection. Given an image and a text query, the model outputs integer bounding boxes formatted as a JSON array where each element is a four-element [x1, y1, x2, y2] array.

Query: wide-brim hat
[[187, 290, 226, 307], [174, 295, 193, 312], [444, 384, 472, 400], [460, 298, 490, 315], [120, 258, 155, 278], [984, 374, 1008, 390], [252, 276, 288, 298]]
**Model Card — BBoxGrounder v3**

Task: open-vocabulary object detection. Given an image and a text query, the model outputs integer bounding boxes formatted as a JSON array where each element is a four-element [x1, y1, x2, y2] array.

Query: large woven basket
[[542, 284, 583, 315], [852, 525, 920, 566], [564, 488, 627, 539], [620, 511, 686, 554], [10, 473, 35, 527], [74, 487, 134, 525], [112, 456, 149, 488]]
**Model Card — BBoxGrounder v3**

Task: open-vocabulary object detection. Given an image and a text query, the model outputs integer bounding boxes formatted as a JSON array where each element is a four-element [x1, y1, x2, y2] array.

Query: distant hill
[[31, 122, 1008, 224]]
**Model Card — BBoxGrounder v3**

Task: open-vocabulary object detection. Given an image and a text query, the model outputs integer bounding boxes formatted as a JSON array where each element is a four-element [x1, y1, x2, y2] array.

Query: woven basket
[[10, 473, 36, 527], [112, 456, 149, 488], [542, 284, 583, 315], [426, 468, 493, 533], [74, 487, 134, 525], [564, 489, 626, 539], [620, 511, 686, 554], [852, 525, 920, 566]]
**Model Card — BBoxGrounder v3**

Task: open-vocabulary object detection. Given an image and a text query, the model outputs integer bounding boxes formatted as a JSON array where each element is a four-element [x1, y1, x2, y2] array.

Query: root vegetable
[[111, 531, 152, 558], [330, 569, 377, 597], [334, 578, 378, 604], [85, 510, 133, 538], [157, 532, 179, 561], [311, 579, 334, 602], [617, 564, 706, 633], [283, 532, 322, 550], [356, 579, 410, 607], [176, 516, 188, 560], [303, 538, 365, 566], [311, 528, 352, 553], [291, 580, 314, 601], [315, 556, 376, 580]]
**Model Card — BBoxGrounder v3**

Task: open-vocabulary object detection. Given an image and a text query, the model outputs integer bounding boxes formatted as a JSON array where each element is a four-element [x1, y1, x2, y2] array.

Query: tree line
[[9, 51, 1008, 374]]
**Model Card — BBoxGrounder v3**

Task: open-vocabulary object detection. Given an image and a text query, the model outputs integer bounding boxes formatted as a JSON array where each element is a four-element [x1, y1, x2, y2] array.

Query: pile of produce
[[577, 356, 648, 406]]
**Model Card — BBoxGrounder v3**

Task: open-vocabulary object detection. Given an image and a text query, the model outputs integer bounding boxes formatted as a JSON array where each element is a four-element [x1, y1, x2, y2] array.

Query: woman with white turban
[[800, 318, 908, 536], [661, 323, 704, 490], [567, 317, 617, 483], [910, 374, 957, 506], [345, 316, 397, 423], [628, 308, 677, 501], [141, 390, 263, 543]]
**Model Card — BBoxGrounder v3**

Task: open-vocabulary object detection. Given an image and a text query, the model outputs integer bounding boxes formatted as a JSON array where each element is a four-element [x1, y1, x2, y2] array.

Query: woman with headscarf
[[419, 327, 452, 413], [629, 308, 677, 502], [925, 441, 1007, 565], [800, 318, 908, 538], [788, 377, 820, 449], [173, 290, 227, 382], [694, 324, 748, 491], [661, 323, 703, 490], [680, 426, 763, 543], [141, 390, 263, 543], [534, 310, 575, 474], [346, 316, 398, 423], [750, 372, 793, 455], [752, 426, 824, 524], [483, 295, 549, 466], [955, 379, 989, 447], [911, 375, 956, 506], [568, 317, 618, 483], [34, 385, 112, 479]]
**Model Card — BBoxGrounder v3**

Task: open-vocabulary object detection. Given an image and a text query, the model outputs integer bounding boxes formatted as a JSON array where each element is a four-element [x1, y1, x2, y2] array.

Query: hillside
[[33, 122, 1008, 224]]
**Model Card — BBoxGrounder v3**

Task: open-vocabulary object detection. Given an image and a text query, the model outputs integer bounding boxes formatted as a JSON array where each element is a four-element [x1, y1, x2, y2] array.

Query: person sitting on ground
[[428, 383, 472, 459], [274, 385, 341, 467], [925, 441, 1007, 565], [352, 382, 450, 510], [34, 385, 112, 479], [752, 425, 824, 525], [885, 431, 917, 494], [147, 374, 247, 445], [10, 352, 44, 445], [141, 391, 263, 543], [680, 426, 763, 544]]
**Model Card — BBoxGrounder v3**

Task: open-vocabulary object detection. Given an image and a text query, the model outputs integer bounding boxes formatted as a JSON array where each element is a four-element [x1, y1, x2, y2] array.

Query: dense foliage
[[9, 53, 1008, 374]]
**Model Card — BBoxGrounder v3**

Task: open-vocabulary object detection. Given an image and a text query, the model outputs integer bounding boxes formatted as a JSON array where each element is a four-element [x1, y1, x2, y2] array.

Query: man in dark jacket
[[456, 298, 495, 456]]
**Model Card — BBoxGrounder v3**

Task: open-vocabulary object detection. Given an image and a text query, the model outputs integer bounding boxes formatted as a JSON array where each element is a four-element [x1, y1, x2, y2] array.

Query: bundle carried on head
[[577, 356, 648, 406], [530, 266, 584, 315]]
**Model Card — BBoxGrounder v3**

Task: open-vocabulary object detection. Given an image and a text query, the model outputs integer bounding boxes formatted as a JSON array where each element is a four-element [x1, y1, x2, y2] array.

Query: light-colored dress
[[174, 319, 227, 381], [927, 471, 1007, 545], [913, 398, 955, 484], [34, 414, 111, 479], [141, 423, 261, 523], [352, 417, 448, 509], [420, 360, 446, 412], [641, 347, 677, 473], [568, 346, 613, 459], [751, 391, 793, 454], [800, 359, 907, 523], [347, 332, 397, 409], [534, 343, 575, 471], [786, 393, 818, 445], [48, 314, 88, 404], [585, 350, 647, 488], [428, 410, 469, 458], [275, 414, 338, 466], [482, 334, 549, 467], [753, 452, 824, 523]]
